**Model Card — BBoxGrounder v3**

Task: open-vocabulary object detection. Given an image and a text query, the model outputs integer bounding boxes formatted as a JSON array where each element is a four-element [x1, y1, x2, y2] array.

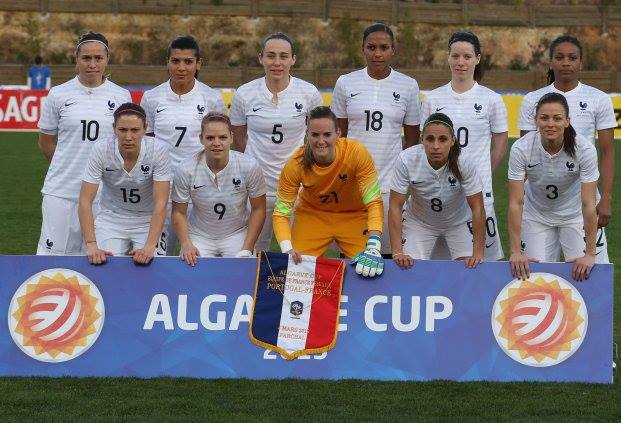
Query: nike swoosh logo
[[105, 167, 115, 171], [252, 107, 263, 112], [435, 107, 445, 112], [527, 163, 541, 168], [411, 181, 424, 185], [64, 100, 76, 107], [485, 241, 495, 248], [193, 185, 205, 189], [156, 108, 166, 113], [350, 92, 361, 97]]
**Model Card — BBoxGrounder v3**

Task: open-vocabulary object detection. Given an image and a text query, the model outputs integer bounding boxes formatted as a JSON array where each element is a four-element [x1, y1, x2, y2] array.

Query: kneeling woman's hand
[[393, 252, 414, 270], [509, 252, 538, 280], [462, 253, 483, 269], [86, 242, 112, 265], [180, 242, 200, 267], [567, 254, 595, 282], [131, 245, 156, 265], [285, 249, 303, 265]]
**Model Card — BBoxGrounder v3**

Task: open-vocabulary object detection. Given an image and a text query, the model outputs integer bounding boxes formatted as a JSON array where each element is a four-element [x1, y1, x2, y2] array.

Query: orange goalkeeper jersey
[[273, 137, 383, 243]]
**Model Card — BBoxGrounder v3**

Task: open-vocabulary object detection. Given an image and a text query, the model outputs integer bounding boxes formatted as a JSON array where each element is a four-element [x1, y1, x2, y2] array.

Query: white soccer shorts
[[37, 195, 88, 255], [191, 228, 247, 257], [95, 213, 167, 256], [521, 219, 609, 264], [430, 201, 503, 261], [402, 217, 474, 260]]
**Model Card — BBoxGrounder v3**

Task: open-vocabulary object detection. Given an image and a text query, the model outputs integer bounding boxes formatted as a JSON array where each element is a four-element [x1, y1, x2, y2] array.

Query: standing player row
[[36, 28, 615, 270]]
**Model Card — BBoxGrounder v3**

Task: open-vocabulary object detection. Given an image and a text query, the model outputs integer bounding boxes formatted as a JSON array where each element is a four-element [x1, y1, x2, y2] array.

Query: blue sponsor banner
[[0, 256, 613, 383]]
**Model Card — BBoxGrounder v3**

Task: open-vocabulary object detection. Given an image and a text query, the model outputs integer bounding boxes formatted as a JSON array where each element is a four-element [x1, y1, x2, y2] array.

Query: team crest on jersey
[[520, 240, 526, 252], [474, 103, 483, 114], [8, 269, 105, 363], [491, 272, 588, 367], [448, 176, 457, 187], [393, 92, 400, 102], [197, 105, 205, 115], [338, 173, 348, 183], [141, 164, 150, 175], [295, 102, 303, 113], [107, 100, 115, 111], [566, 161, 575, 172], [232, 178, 242, 189], [579, 101, 588, 111]]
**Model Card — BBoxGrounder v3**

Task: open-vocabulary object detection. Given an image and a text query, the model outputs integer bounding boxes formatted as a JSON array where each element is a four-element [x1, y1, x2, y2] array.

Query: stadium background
[[0, 1, 620, 419]]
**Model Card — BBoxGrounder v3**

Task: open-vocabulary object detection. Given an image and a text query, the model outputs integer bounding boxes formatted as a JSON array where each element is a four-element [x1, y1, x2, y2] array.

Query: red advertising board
[[0, 90, 145, 131]]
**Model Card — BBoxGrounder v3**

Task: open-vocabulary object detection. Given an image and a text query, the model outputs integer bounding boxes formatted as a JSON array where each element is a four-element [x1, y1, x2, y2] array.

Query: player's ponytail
[[547, 35, 582, 85], [422, 113, 463, 182], [301, 106, 339, 171], [535, 92, 576, 158], [449, 31, 483, 82]]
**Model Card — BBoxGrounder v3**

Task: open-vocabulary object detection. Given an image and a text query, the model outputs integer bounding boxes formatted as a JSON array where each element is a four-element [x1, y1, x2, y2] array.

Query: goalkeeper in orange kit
[[272, 106, 384, 277]]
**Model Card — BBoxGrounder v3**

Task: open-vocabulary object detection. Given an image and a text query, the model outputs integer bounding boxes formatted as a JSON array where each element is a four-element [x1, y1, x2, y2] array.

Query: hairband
[[114, 108, 145, 119], [423, 119, 454, 133], [76, 39, 109, 53]]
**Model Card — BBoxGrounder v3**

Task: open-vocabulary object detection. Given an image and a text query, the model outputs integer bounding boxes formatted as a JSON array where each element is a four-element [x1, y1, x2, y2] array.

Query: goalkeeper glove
[[350, 235, 384, 277]]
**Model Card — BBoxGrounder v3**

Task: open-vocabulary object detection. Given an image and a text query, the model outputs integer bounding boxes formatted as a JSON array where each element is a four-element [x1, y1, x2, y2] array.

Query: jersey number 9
[[214, 203, 226, 219]]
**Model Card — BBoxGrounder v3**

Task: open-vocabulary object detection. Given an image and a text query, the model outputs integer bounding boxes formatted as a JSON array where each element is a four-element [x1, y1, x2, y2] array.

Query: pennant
[[250, 252, 345, 360]]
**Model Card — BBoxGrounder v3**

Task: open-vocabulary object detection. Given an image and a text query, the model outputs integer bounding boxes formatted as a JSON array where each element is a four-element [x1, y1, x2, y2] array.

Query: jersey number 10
[[81, 120, 100, 141]]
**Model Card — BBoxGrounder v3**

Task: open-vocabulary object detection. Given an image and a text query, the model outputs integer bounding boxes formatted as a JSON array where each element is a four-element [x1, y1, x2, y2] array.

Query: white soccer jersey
[[38, 76, 132, 200], [171, 150, 267, 239], [391, 145, 482, 229], [83, 136, 172, 221], [331, 68, 421, 193], [230, 76, 322, 194], [421, 82, 507, 203], [140, 79, 226, 170], [508, 131, 599, 226], [518, 82, 617, 142]]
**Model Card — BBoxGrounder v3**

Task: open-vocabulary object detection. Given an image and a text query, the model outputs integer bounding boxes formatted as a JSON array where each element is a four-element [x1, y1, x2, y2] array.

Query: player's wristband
[[279, 240, 293, 253], [85, 240, 97, 244]]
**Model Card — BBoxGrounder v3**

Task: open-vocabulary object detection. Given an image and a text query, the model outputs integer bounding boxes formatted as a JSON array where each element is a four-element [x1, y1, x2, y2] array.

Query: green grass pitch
[[0, 132, 619, 419]]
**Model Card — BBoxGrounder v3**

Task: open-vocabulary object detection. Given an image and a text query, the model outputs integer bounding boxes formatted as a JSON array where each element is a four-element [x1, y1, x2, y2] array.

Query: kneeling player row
[[78, 98, 601, 282]]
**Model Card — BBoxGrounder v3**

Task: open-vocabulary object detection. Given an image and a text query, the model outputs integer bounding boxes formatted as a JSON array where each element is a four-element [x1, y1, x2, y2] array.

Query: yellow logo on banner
[[491, 273, 588, 367], [8, 269, 105, 363]]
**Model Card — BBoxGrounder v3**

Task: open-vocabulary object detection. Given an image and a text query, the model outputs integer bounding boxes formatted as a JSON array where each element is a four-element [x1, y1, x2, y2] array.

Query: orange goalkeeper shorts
[[291, 208, 369, 258]]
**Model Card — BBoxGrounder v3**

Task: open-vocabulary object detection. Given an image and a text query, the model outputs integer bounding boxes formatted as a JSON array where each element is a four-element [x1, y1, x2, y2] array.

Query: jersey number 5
[[271, 124, 284, 144]]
